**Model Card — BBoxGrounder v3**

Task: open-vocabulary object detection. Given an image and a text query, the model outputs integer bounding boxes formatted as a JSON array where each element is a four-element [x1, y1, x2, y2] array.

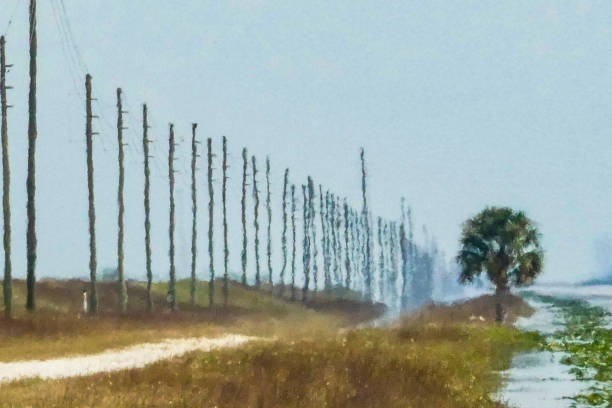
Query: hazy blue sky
[[0, 0, 610, 285]]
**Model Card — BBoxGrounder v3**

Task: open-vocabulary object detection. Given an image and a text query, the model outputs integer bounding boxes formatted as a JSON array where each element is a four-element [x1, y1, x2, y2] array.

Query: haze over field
[[0, 1, 610, 284]]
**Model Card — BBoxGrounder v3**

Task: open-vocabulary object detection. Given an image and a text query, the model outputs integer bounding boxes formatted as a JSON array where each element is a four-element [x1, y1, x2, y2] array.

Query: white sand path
[[0, 334, 257, 384]]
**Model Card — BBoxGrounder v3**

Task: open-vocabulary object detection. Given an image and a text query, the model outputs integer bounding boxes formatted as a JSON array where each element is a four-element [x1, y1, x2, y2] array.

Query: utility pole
[[265, 157, 272, 286], [302, 185, 310, 301], [85, 74, 98, 315], [168, 124, 176, 311], [26, 0, 38, 312], [142, 105, 153, 312], [207, 137, 214, 306], [308, 178, 318, 293], [241, 148, 248, 285], [344, 199, 351, 289], [222, 136, 229, 306], [1, 36, 12, 319], [116, 88, 127, 313], [190, 124, 198, 306], [290, 184, 296, 301], [319, 186, 330, 290], [279, 169, 289, 296], [252, 156, 260, 288], [361, 148, 372, 302]]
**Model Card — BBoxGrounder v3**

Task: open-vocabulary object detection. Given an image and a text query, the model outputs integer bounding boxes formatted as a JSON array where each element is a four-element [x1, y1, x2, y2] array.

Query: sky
[[0, 0, 610, 285]]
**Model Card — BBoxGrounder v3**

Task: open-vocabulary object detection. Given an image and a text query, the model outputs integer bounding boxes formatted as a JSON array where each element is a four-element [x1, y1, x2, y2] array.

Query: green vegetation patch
[[524, 292, 612, 407]]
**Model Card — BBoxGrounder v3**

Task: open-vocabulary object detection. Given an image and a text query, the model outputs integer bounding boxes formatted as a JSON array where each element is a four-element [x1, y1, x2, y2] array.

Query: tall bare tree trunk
[[167, 124, 176, 311], [190, 124, 198, 306], [142, 105, 153, 312], [241, 148, 248, 285], [116, 88, 127, 313], [26, 0, 38, 312], [85, 74, 98, 315], [252, 156, 261, 288], [222, 137, 229, 306], [0, 37, 12, 319], [207, 138, 214, 306]]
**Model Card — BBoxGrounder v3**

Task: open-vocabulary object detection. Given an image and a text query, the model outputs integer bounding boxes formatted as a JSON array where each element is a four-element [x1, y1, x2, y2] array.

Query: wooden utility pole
[[301, 185, 310, 301], [168, 124, 176, 311], [290, 185, 296, 301], [279, 169, 289, 295], [252, 156, 260, 288], [361, 148, 372, 301], [319, 185, 330, 290], [190, 124, 198, 306], [207, 138, 214, 306], [1, 36, 12, 319], [116, 88, 127, 313], [265, 157, 272, 286], [85, 74, 98, 315], [222, 136, 229, 305], [308, 178, 318, 292], [240, 148, 248, 285], [142, 105, 153, 312], [344, 199, 352, 289], [26, 0, 38, 312]]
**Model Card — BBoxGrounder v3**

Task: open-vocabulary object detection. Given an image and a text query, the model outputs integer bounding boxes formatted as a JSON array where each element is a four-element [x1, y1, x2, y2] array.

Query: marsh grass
[[0, 279, 382, 362], [0, 293, 541, 408], [0, 324, 540, 408]]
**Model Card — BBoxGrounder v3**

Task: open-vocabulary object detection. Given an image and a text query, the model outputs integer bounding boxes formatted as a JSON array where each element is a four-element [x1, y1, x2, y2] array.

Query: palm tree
[[457, 207, 543, 322]]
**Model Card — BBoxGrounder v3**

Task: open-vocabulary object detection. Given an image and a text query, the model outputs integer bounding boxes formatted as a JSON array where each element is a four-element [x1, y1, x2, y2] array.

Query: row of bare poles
[[0, 0, 437, 317]]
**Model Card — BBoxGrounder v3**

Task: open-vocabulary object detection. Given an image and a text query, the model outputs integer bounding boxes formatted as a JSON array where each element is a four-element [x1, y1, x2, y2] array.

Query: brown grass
[[0, 279, 383, 362]]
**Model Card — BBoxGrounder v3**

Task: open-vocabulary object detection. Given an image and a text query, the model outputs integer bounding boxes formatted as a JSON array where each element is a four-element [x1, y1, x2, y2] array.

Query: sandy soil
[[0, 334, 256, 384]]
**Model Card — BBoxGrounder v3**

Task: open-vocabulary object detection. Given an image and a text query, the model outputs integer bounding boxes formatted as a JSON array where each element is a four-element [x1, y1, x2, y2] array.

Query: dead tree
[[85, 74, 98, 314], [207, 138, 214, 306], [190, 124, 199, 306], [26, 0, 38, 312], [116, 88, 127, 313], [252, 156, 261, 288], [1, 36, 12, 319], [241, 148, 248, 285], [142, 105, 153, 312], [222, 136, 229, 305], [168, 124, 177, 311]]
